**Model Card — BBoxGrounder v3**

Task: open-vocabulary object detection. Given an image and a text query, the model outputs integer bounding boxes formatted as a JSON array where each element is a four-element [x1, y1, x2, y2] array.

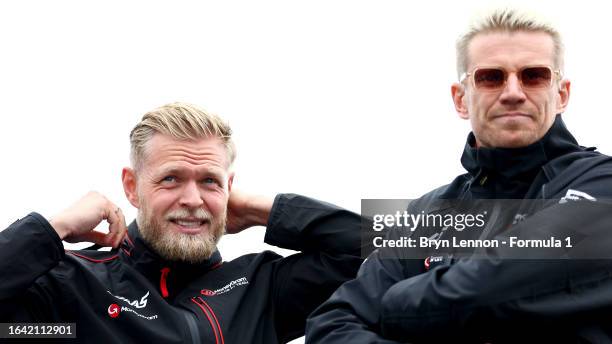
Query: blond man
[[307, 8, 612, 343], [0, 102, 363, 343]]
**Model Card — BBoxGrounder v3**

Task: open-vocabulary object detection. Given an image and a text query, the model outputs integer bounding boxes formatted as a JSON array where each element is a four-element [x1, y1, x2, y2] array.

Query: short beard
[[137, 204, 225, 264]]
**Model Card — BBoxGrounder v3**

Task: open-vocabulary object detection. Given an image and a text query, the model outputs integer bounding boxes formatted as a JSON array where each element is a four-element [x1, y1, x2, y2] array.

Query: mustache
[[165, 208, 213, 222]]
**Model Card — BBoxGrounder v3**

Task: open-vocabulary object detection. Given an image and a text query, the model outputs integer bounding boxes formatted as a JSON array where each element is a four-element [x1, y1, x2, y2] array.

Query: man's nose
[[179, 181, 204, 208], [499, 73, 527, 105]]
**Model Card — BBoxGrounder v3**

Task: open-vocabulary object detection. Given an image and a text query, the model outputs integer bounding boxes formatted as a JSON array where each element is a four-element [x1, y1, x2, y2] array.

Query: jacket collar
[[460, 115, 582, 182], [120, 220, 223, 299]]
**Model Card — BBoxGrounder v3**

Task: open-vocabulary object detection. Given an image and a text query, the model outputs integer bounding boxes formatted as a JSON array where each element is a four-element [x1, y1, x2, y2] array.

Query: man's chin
[[479, 128, 540, 148], [137, 210, 226, 264], [147, 230, 221, 264]]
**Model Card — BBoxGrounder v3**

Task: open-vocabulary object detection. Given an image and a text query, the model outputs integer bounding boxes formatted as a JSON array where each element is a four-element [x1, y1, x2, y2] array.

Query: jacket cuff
[[25, 212, 66, 260], [0, 212, 66, 298], [264, 193, 302, 250]]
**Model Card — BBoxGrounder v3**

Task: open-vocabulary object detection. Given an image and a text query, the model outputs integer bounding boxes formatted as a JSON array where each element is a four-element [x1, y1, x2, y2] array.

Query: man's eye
[[203, 177, 216, 184], [161, 176, 177, 183]]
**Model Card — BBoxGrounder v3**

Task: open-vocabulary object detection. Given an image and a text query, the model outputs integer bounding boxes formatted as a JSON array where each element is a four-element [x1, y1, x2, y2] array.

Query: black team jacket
[[306, 116, 612, 343], [0, 194, 363, 343]]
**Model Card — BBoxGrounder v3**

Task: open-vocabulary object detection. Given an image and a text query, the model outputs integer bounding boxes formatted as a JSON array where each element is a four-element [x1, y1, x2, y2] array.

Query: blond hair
[[456, 8, 564, 79], [130, 102, 235, 171]]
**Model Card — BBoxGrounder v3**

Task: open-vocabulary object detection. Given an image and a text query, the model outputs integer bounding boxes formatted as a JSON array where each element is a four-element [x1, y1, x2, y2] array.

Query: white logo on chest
[[107, 290, 150, 309], [559, 189, 597, 204]]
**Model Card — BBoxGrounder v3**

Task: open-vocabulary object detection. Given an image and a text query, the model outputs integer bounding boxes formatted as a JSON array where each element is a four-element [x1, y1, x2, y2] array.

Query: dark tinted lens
[[520, 67, 552, 88], [473, 68, 505, 89]]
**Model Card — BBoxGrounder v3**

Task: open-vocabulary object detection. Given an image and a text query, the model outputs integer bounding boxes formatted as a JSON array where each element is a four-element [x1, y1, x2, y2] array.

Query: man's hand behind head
[[49, 191, 127, 248], [225, 190, 273, 234]]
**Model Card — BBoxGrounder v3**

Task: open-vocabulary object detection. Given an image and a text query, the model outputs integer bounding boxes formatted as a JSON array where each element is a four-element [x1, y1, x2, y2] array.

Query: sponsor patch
[[201, 277, 249, 297], [559, 189, 596, 204]]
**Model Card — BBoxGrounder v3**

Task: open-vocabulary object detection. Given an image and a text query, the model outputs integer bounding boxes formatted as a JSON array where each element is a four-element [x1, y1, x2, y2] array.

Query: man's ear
[[451, 82, 469, 120], [227, 172, 235, 192], [122, 167, 140, 209], [556, 79, 571, 113]]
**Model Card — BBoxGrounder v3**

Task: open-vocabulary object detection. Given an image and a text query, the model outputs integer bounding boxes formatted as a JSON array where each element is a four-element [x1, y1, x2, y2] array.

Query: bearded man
[[0, 102, 363, 343]]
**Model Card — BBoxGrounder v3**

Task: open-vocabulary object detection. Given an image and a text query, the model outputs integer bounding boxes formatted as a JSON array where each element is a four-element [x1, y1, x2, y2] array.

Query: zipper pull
[[479, 175, 488, 186], [160, 267, 170, 298]]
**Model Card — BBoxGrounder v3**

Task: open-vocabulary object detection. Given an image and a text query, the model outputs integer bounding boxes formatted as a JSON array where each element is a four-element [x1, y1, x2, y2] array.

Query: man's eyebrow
[[155, 166, 226, 178], [200, 168, 225, 179], [154, 166, 184, 177]]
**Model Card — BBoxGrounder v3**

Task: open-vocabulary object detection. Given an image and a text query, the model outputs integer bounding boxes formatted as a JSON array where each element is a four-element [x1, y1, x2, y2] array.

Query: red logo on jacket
[[108, 304, 121, 318], [424, 257, 431, 270], [201, 289, 217, 296]]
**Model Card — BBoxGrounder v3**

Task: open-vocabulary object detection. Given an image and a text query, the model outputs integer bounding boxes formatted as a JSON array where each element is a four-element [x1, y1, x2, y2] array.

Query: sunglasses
[[460, 66, 561, 91]]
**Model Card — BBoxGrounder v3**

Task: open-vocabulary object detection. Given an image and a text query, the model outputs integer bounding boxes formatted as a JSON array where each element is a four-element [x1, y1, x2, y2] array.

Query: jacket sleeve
[[303, 196, 436, 343], [0, 212, 65, 321], [263, 194, 366, 343], [305, 247, 422, 344]]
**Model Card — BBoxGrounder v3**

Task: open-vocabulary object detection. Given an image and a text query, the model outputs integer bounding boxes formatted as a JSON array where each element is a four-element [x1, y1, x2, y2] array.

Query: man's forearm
[[244, 194, 274, 227]]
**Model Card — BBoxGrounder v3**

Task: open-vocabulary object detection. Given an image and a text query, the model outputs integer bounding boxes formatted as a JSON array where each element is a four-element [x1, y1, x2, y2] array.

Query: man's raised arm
[[0, 191, 126, 321], [252, 193, 365, 342]]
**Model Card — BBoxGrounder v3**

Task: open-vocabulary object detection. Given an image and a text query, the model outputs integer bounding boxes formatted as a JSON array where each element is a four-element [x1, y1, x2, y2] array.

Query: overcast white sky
[[2, 2, 611, 343], [1, 1, 611, 265]]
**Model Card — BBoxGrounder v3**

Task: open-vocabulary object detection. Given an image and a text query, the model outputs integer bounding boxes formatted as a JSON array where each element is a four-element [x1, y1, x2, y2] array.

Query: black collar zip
[[460, 115, 585, 198]]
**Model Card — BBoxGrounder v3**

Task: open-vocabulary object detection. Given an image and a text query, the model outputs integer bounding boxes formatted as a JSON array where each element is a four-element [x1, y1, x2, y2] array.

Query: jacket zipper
[[161, 267, 222, 343], [178, 307, 201, 344], [478, 201, 502, 241], [191, 297, 225, 344]]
